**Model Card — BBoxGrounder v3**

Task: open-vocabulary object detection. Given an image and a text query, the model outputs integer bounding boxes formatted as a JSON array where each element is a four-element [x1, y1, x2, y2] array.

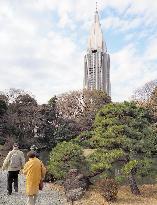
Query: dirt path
[[0, 170, 67, 205]]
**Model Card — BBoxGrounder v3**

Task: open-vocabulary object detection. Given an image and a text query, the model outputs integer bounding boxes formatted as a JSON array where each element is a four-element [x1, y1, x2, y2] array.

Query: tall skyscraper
[[84, 8, 111, 96]]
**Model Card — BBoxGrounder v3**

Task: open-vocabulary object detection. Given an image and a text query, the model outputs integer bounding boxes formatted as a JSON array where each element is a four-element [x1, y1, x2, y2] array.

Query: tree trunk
[[128, 170, 140, 195]]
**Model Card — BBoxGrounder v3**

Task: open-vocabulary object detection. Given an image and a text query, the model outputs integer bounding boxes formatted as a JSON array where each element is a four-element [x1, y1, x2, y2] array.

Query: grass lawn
[[50, 184, 157, 205], [73, 184, 157, 205]]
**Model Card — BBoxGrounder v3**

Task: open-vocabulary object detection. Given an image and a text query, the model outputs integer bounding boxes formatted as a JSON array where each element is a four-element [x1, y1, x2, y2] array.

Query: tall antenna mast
[[96, 1, 98, 12]]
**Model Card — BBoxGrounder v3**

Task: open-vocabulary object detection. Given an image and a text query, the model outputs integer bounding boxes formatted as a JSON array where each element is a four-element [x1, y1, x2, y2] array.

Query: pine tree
[[85, 102, 157, 195]]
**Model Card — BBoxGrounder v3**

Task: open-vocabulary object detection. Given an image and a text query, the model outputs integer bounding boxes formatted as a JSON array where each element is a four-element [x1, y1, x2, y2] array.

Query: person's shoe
[[7, 192, 11, 195]]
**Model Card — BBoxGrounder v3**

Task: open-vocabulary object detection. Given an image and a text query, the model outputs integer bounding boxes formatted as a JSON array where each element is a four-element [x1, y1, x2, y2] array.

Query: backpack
[[10, 152, 21, 169]]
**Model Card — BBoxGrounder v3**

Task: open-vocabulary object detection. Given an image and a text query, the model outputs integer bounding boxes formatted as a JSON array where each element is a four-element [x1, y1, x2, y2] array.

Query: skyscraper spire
[[87, 6, 107, 52]]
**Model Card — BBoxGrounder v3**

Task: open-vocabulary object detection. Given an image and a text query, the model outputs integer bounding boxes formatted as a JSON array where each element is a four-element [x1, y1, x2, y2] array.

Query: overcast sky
[[0, 0, 157, 104]]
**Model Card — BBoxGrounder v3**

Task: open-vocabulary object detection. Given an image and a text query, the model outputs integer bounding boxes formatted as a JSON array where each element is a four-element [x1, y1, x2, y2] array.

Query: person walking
[[2, 143, 25, 195], [23, 151, 46, 205]]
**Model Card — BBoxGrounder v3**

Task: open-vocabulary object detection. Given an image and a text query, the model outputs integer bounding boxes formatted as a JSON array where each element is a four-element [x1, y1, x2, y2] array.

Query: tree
[[80, 89, 111, 131], [149, 87, 157, 122], [0, 99, 8, 116], [7, 93, 38, 147], [34, 100, 59, 149], [0, 95, 8, 144], [48, 141, 85, 179], [34, 96, 75, 149], [48, 102, 157, 194], [79, 102, 157, 195], [56, 89, 111, 133], [5, 88, 30, 103], [132, 79, 157, 104], [132, 80, 157, 123]]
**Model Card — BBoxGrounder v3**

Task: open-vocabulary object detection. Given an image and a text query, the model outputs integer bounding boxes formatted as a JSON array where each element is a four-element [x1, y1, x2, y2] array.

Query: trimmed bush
[[98, 178, 118, 202], [64, 169, 88, 203], [48, 141, 85, 179]]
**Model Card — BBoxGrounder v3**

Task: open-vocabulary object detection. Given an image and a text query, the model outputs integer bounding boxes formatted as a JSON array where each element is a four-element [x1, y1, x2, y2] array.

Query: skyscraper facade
[[84, 9, 111, 96]]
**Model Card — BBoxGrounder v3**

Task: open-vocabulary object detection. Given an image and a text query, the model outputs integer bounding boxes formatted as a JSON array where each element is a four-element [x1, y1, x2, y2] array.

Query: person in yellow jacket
[[23, 151, 46, 205]]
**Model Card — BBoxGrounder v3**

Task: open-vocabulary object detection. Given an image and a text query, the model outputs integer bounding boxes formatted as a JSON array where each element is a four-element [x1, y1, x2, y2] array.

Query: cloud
[[102, 16, 142, 33], [144, 37, 157, 61], [111, 42, 157, 102], [0, 1, 84, 103]]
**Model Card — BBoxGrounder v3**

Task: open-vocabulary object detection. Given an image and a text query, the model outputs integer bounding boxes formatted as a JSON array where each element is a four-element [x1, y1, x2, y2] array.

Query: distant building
[[84, 9, 111, 96]]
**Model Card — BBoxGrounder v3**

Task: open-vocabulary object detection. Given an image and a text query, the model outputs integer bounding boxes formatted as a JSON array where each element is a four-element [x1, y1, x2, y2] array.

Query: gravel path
[[0, 170, 67, 205]]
